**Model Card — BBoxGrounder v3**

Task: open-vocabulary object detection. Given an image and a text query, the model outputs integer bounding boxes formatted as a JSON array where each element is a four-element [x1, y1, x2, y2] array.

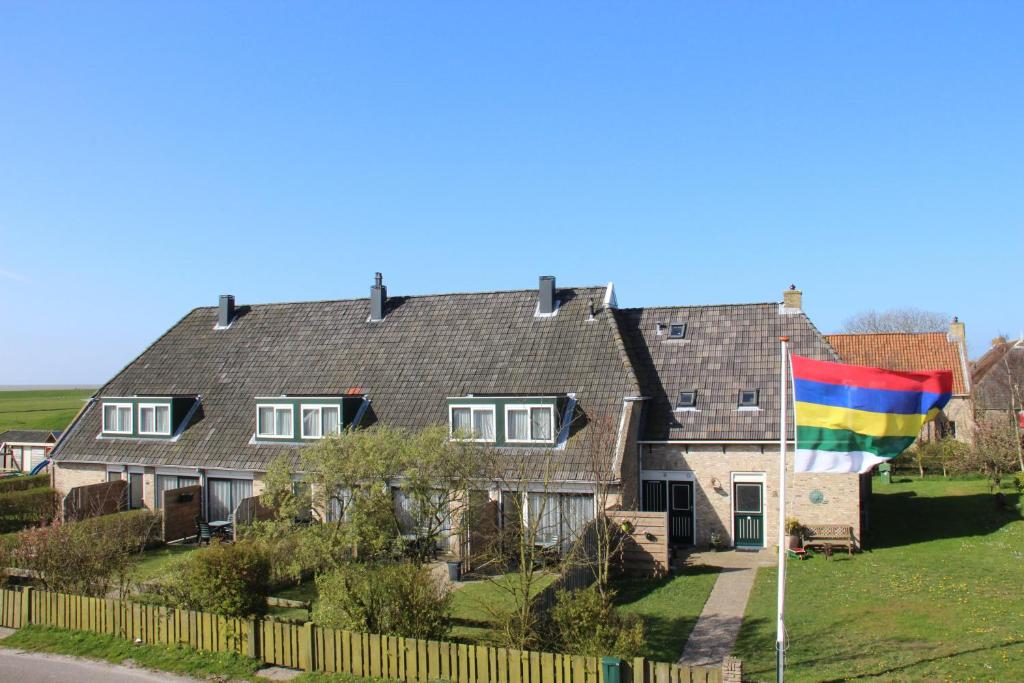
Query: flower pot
[[786, 534, 802, 550]]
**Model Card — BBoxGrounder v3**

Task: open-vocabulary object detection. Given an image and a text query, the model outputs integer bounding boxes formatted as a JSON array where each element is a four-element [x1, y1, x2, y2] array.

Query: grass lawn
[[449, 572, 558, 644], [614, 565, 720, 662], [270, 580, 320, 621], [131, 545, 199, 582], [0, 625, 261, 679], [733, 477, 1024, 682], [0, 389, 94, 433]]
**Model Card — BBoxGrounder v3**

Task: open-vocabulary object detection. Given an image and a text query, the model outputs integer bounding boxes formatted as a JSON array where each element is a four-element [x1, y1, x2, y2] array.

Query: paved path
[[678, 549, 774, 667], [0, 648, 205, 683]]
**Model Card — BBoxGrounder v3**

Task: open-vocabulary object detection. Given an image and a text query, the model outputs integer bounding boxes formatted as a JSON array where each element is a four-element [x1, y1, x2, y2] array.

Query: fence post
[[20, 587, 32, 627], [246, 618, 258, 660], [301, 621, 316, 671]]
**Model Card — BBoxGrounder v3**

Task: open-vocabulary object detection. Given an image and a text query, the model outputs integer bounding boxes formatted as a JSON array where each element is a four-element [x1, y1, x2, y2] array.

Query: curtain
[[328, 488, 352, 522], [473, 410, 495, 440], [103, 405, 116, 430], [507, 409, 529, 440], [451, 408, 471, 436], [275, 408, 292, 437], [531, 407, 552, 440], [155, 475, 199, 509], [528, 493, 560, 546], [155, 406, 170, 433], [207, 478, 252, 522], [302, 408, 320, 437], [258, 407, 274, 435], [139, 408, 154, 433], [118, 406, 131, 431], [393, 488, 416, 534], [322, 406, 341, 435], [560, 495, 594, 551]]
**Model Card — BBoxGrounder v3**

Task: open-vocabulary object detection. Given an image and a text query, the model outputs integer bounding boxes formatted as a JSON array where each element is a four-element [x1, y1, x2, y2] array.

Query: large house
[[1, 430, 61, 472], [50, 276, 863, 550], [825, 318, 973, 443]]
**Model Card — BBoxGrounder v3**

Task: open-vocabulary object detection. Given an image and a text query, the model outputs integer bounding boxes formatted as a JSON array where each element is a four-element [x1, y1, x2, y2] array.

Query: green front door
[[733, 482, 764, 548]]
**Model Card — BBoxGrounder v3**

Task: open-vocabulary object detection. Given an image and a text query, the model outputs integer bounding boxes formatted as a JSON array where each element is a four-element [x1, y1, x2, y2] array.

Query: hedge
[[75, 508, 164, 548], [0, 486, 58, 533], [0, 473, 50, 494]]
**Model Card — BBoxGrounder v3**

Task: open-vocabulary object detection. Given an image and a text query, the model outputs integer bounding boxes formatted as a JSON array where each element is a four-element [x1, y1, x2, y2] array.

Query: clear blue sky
[[1, 3, 1021, 385]]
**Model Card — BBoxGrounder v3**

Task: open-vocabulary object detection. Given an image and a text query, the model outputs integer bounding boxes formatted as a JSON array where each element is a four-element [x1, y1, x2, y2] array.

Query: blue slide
[[29, 459, 50, 476]]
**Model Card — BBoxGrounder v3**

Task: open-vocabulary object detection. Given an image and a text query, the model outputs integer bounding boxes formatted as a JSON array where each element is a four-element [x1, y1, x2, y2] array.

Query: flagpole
[[776, 336, 789, 683]]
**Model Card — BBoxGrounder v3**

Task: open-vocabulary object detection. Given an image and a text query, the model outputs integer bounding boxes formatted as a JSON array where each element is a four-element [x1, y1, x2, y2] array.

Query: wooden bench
[[802, 525, 856, 557]]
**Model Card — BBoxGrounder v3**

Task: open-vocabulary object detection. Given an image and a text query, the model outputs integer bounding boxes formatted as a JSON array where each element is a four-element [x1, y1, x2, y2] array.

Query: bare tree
[[842, 308, 949, 334]]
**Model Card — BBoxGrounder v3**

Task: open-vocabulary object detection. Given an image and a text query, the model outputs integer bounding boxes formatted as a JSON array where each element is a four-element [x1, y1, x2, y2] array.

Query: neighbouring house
[[0, 430, 60, 472], [971, 335, 1024, 425], [50, 275, 864, 554], [825, 318, 973, 443]]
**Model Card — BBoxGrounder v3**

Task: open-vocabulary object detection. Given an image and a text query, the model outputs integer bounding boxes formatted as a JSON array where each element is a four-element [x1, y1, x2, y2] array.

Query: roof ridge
[[825, 331, 948, 338], [193, 284, 610, 310], [616, 301, 778, 312]]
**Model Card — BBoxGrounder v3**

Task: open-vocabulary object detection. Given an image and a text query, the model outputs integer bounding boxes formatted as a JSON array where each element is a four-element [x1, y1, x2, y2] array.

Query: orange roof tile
[[824, 332, 968, 395]]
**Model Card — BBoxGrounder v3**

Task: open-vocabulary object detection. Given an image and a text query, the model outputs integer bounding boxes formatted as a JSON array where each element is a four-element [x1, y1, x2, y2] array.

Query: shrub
[[548, 586, 645, 658], [162, 541, 271, 618], [0, 487, 58, 532], [5, 509, 162, 596], [0, 473, 50, 494], [1013, 473, 1024, 495], [314, 562, 451, 639]]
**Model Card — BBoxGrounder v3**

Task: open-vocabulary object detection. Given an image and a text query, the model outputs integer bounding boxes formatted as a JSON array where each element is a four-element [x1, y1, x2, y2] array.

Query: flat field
[[0, 388, 94, 433]]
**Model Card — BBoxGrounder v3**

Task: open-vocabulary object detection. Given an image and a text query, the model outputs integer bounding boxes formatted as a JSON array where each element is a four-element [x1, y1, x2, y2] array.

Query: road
[[0, 648, 204, 683]]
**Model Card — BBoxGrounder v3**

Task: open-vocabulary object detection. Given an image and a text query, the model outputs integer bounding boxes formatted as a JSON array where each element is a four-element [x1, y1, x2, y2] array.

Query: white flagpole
[[776, 336, 789, 683]]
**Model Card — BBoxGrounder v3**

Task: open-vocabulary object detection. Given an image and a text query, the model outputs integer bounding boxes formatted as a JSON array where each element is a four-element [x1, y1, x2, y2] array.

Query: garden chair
[[195, 518, 212, 546]]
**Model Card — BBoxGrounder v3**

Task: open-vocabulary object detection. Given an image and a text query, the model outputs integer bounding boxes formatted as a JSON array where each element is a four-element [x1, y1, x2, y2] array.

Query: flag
[[791, 354, 953, 474]]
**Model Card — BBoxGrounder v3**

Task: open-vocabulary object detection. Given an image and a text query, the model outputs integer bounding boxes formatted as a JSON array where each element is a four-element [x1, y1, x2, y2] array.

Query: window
[[527, 493, 594, 551], [676, 390, 697, 409], [138, 404, 171, 435], [128, 472, 144, 509], [102, 403, 133, 434], [738, 389, 760, 408], [206, 478, 253, 522], [449, 406, 496, 442], [669, 323, 687, 339], [257, 405, 294, 438], [505, 405, 555, 443], [155, 474, 199, 509], [301, 405, 342, 439]]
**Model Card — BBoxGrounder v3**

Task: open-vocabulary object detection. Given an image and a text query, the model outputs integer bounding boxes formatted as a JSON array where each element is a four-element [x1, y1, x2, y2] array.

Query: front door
[[733, 482, 764, 548], [669, 481, 694, 545]]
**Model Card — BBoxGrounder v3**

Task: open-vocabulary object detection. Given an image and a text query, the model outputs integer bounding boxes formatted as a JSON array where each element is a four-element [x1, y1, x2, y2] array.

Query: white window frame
[[300, 404, 342, 439], [102, 402, 134, 434], [256, 404, 294, 439], [503, 404, 556, 444], [448, 404, 497, 443], [137, 402, 172, 436]]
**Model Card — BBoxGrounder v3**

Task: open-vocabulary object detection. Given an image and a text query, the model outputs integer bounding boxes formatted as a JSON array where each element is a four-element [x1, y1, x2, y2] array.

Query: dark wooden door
[[733, 482, 764, 547], [669, 481, 694, 545]]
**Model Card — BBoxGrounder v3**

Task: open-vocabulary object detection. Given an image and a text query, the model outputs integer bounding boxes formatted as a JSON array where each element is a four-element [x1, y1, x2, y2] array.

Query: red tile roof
[[824, 332, 968, 395]]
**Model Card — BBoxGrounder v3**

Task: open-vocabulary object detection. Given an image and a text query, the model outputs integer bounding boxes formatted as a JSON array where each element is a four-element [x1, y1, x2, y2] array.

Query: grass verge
[[0, 625, 261, 679], [733, 476, 1024, 682]]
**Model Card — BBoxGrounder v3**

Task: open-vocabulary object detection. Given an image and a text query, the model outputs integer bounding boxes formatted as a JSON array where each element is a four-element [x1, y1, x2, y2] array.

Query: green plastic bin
[[878, 462, 892, 484]]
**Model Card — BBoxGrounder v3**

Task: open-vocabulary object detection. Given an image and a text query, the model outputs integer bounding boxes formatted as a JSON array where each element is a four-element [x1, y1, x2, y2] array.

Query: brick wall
[[53, 462, 107, 497], [643, 444, 862, 548]]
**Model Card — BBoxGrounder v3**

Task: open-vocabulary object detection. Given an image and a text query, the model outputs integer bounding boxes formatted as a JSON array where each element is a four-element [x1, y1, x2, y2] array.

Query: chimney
[[538, 275, 556, 315], [782, 284, 802, 311], [949, 316, 966, 346], [217, 294, 235, 328], [370, 272, 387, 322]]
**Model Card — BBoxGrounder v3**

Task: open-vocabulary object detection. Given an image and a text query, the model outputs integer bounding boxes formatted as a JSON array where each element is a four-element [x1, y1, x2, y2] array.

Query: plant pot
[[786, 534, 802, 550]]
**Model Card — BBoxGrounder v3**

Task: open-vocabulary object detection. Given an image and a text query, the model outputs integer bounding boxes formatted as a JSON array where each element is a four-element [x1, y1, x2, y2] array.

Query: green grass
[[449, 572, 558, 644], [0, 625, 261, 679], [0, 389, 94, 433], [733, 476, 1024, 682], [614, 565, 721, 662], [131, 545, 199, 581], [270, 579, 320, 621]]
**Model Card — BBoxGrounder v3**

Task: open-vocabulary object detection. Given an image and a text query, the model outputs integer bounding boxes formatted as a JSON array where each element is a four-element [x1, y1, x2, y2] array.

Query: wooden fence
[[0, 587, 731, 683]]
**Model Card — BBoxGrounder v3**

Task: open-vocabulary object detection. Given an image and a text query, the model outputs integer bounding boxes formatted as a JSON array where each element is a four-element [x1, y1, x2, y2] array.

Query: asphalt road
[[0, 648, 204, 683]]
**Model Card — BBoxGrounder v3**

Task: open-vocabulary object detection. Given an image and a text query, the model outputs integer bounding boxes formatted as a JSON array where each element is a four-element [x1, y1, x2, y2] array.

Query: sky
[[1, 2, 1022, 385]]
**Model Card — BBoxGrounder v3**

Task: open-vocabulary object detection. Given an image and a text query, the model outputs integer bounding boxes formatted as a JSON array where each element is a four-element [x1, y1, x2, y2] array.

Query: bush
[[548, 586, 645, 658], [0, 487, 58, 532], [161, 541, 271, 618], [5, 509, 162, 596], [1013, 473, 1024, 495], [314, 562, 451, 639], [0, 473, 50, 494]]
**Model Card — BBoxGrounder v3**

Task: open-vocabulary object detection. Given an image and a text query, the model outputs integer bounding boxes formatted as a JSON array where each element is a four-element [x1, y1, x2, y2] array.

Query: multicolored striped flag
[[791, 354, 953, 474]]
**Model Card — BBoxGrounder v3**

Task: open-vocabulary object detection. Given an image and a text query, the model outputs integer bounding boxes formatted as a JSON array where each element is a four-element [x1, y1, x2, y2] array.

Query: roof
[[971, 339, 1024, 411], [616, 303, 839, 441], [52, 286, 639, 482], [824, 332, 969, 395], [0, 430, 60, 445]]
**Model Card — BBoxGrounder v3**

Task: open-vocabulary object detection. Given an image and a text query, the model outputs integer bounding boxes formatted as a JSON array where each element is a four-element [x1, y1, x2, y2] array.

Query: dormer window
[[138, 403, 171, 435], [301, 404, 342, 439], [676, 391, 697, 409], [505, 405, 555, 443], [669, 323, 687, 339], [449, 405, 496, 442], [103, 403, 133, 434], [257, 404, 294, 439], [738, 389, 760, 408]]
